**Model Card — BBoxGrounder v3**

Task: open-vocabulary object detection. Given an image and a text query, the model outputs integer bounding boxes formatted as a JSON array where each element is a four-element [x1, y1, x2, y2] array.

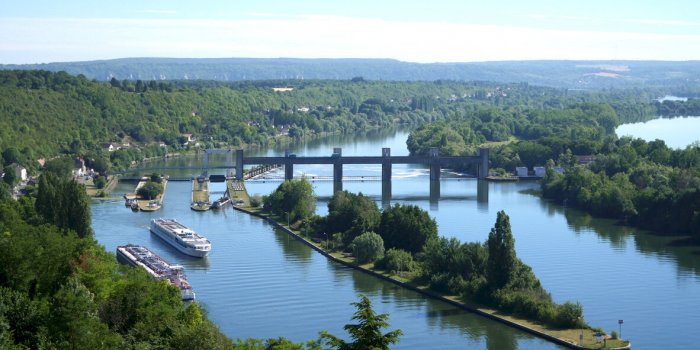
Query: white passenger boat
[[150, 218, 211, 257]]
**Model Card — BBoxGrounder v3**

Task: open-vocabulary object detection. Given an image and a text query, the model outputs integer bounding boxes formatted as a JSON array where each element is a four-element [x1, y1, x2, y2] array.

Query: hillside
[[3, 58, 700, 89]]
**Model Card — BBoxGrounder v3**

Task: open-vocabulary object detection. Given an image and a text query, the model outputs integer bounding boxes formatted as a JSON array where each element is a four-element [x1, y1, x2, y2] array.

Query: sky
[[2, 0, 700, 64]]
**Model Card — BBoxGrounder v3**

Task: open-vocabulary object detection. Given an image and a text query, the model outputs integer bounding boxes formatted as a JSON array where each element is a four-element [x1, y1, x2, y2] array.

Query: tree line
[[0, 69, 683, 183], [262, 180, 584, 329]]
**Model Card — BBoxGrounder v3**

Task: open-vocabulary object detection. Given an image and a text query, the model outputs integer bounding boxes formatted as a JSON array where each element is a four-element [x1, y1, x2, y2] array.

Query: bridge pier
[[381, 148, 392, 181], [429, 147, 441, 181], [284, 150, 295, 180], [381, 147, 392, 202], [333, 148, 342, 191], [236, 149, 244, 180], [478, 147, 489, 179]]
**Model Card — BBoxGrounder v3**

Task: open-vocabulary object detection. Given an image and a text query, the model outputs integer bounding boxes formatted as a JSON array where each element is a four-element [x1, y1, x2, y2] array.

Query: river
[[92, 128, 700, 350], [616, 116, 700, 149]]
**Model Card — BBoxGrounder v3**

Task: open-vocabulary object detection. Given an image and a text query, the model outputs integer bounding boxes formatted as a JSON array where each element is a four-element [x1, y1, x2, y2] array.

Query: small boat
[[116, 244, 196, 300], [211, 196, 231, 209], [130, 202, 139, 212], [150, 218, 211, 257]]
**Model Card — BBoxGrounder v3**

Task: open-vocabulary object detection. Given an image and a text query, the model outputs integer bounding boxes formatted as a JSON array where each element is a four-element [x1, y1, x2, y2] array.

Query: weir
[[235, 146, 489, 193]]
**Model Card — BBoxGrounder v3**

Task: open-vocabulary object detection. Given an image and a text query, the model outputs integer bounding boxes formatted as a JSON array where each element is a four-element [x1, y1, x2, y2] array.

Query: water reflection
[[272, 228, 313, 263], [537, 190, 700, 277]]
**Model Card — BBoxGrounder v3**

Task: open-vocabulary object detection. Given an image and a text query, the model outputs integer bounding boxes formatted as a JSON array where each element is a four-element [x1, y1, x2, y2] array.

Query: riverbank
[[231, 191, 630, 349]]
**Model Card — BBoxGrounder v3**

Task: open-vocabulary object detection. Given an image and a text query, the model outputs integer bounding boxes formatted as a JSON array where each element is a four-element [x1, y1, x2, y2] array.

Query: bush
[[611, 330, 619, 339], [376, 248, 417, 274], [94, 176, 107, 189], [249, 194, 262, 208], [554, 301, 584, 329], [351, 232, 385, 264]]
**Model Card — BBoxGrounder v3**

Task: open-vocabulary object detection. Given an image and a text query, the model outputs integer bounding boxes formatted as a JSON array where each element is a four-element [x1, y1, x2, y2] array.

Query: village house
[[101, 143, 122, 152], [8, 163, 27, 181], [74, 157, 86, 177]]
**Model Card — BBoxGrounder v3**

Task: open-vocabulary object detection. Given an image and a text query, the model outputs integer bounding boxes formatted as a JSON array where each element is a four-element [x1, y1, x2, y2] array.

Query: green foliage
[[263, 177, 315, 222], [43, 157, 74, 178], [375, 248, 417, 274], [2, 165, 17, 186], [351, 232, 385, 264], [93, 175, 106, 189], [0, 198, 234, 349], [249, 194, 262, 208], [35, 172, 93, 239], [379, 203, 437, 255], [611, 330, 619, 339], [137, 180, 163, 200], [486, 211, 517, 290], [325, 191, 380, 247], [541, 137, 700, 236], [320, 295, 402, 350]]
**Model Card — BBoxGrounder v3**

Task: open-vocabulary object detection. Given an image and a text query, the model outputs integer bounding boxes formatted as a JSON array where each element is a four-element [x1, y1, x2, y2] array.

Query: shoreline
[[231, 202, 630, 350]]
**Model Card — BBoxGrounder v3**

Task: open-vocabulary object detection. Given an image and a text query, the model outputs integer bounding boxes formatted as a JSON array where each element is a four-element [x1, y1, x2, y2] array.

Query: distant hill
[[2, 58, 700, 88]]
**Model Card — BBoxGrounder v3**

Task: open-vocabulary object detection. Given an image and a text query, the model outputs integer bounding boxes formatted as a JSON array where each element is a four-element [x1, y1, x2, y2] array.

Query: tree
[[486, 211, 517, 290], [2, 165, 17, 186], [2, 148, 21, 165], [326, 191, 380, 247], [320, 295, 402, 350], [351, 232, 385, 264], [137, 180, 163, 200], [262, 177, 315, 222], [379, 204, 437, 255], [43, 157, 74, 178], [93, 176, 107, 189], [35, 172, 93, 239]]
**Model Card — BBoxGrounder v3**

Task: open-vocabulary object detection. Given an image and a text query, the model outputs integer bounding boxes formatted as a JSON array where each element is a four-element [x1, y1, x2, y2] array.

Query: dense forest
[[0, 69, 686, 179], [402, 98, 700, 238], [4, 58, 700, 89]]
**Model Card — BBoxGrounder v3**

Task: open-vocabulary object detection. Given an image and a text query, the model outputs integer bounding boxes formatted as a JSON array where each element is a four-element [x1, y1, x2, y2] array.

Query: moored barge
[[116, 244, 195, 300]]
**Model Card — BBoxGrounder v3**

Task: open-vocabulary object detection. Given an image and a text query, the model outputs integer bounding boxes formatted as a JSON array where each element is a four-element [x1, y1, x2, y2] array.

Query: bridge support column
[[381, 148, 392, 182], [236, 149, 244, 180], [478, 147, 489, 179], [429, 147, 441, 181], [333, 148, 342, 191], [284, 150, 294, 180]]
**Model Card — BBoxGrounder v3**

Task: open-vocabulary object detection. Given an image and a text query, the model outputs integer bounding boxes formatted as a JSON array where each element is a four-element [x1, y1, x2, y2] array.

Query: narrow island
[[231, 178, 631, 349]]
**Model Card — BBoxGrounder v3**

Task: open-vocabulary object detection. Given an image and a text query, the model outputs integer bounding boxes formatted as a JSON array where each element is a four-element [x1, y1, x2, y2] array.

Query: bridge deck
[[243, 155, 480, 165]]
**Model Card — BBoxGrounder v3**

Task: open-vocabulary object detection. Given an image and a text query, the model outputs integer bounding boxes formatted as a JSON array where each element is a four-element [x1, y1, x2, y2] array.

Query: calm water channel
[[616, 116, 700, 149], [92, 128, 700, 350]]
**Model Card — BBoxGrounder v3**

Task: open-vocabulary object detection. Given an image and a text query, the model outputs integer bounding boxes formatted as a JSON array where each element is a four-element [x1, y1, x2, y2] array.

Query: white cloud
[[1, 15, 700, 64]]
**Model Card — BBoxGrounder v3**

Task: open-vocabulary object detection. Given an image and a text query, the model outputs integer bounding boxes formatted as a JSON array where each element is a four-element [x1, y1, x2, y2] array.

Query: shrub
[[249, 194, 262, 208], [351, 232, 385, 264], [94, 176, 107, 189], [611, 330, 619, 339], [554, 301, 584, 329], [376, 248, 417, 274]]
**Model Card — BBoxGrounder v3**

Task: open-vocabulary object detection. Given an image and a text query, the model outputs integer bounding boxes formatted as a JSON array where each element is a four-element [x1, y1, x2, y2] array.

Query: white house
[[9, 163, 27, 181]]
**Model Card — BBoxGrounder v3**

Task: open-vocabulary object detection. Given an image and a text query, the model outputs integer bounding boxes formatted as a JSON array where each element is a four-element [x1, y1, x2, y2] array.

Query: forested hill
[[3, 58, 700, 89]]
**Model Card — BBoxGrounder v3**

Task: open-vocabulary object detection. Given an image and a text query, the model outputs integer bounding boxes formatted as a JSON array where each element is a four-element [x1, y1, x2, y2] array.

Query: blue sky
[[2, 0, 700, 64]]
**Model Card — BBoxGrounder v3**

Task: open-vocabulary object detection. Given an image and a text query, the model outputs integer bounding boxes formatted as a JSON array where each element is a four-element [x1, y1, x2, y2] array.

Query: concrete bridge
[[236, 147, 488, 180], [236, 147, 488, 192]]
